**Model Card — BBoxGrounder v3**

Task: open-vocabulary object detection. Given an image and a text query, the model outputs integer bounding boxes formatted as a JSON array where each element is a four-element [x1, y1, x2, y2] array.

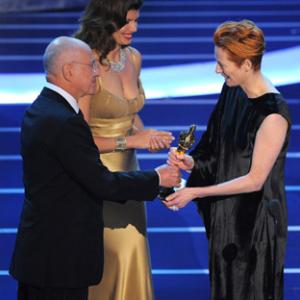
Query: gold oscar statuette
[[159, 124, 197, 200]]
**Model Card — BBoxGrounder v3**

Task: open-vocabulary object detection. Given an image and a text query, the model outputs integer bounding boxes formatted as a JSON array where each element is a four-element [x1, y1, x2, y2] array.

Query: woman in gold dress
[[75, 1, 174, 299]]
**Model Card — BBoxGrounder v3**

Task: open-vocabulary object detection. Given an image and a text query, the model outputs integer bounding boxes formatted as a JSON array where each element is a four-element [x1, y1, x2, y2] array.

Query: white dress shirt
[[45, 82, 79, 114]]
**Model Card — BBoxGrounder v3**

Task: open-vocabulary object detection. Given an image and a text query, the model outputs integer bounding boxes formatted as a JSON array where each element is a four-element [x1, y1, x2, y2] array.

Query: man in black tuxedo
[[9, 36, 180, 300]]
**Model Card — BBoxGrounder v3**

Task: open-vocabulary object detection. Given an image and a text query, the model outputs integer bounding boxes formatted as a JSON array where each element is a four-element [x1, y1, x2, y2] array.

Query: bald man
[[9, 37, 180, 300]]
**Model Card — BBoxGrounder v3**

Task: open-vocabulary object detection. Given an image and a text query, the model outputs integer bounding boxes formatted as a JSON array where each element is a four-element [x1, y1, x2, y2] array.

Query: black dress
[[187, 84, 291, 300]]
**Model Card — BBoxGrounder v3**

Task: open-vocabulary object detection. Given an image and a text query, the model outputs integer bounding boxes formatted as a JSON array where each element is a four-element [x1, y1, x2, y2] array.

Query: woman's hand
[[163, 187, 199, 209], [149, 131, 174, 152], [167, 147, 194, 171], [128, 129, 174, 150]]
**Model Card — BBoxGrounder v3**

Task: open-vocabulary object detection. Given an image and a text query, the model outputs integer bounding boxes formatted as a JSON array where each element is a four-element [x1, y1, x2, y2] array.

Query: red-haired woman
[[166, 20, 290, 300]]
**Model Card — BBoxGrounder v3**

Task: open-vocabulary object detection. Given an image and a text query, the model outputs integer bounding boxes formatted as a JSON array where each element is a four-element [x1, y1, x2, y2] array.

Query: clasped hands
[[131, 128, 175, 152]]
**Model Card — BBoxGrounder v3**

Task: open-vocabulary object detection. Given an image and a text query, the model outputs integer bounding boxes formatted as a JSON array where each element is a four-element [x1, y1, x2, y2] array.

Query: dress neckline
[[247, 92, 280, 102], [101, 87, 143, 102], [98, 76, 143, 102]]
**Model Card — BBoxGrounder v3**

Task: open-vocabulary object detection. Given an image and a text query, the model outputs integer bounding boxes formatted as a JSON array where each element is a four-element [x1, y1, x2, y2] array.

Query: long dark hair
[[74, 0, 143, 64]]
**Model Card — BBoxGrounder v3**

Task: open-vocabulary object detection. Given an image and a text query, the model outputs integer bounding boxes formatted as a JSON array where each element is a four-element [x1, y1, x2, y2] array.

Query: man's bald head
[[42, 36, 100, 100], [43, 36, 91, 79]]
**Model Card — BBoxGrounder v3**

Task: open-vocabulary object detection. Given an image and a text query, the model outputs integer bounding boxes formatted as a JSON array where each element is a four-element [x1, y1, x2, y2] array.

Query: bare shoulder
[[127, 46, 142, 60], [263, 113, 288, 126], [259, 113, 288, 139]]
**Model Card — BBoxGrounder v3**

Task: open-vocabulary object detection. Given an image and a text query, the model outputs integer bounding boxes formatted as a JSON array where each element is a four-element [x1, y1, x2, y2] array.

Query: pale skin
[[78, 9, 174, 153], [164, 46, 288, 209]]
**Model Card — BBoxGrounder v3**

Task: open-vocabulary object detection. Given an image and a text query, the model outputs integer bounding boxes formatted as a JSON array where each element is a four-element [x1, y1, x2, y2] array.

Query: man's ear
[[62, 63, 73, 81]]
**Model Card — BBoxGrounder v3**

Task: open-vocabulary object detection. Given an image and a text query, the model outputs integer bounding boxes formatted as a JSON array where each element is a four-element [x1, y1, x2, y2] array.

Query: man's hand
[[156, 164, 181, 187]]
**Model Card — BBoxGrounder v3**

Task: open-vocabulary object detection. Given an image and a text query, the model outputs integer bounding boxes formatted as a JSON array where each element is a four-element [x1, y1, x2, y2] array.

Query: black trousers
[[18, 283, 88, 300]]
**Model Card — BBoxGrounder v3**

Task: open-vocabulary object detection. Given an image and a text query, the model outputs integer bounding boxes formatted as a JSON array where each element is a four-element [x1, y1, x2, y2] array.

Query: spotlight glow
[[0, 46, 299, 104]]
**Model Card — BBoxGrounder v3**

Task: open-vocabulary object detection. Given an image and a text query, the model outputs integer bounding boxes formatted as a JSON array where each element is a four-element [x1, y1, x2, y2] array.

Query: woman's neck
[[107, 46, 122, 63], [241, 72, 277, 98]]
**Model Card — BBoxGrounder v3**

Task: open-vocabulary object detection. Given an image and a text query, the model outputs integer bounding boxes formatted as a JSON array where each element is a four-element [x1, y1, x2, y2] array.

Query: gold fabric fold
[[89, 115, 134, 138]]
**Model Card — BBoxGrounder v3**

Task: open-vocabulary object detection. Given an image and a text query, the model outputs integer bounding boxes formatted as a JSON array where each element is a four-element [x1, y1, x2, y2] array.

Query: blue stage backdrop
[[0, 0, 300, 300], [0, 0, 87, 12]]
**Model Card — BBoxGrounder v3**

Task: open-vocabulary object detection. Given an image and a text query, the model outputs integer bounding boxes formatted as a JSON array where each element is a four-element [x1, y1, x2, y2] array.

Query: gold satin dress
[[88, 81, 154, 300]]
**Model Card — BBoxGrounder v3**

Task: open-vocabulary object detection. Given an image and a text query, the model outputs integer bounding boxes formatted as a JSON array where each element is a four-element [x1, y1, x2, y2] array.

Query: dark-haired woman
[[75, 0, 173, 299], [165, 20, 290, 299]]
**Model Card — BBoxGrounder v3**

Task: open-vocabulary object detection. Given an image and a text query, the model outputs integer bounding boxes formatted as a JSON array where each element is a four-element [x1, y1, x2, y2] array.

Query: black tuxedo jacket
[[10, 87, 159, 288]]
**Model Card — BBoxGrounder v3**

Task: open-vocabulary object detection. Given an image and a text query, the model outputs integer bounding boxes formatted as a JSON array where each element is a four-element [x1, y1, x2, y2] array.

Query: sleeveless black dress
[[188, 84, 291, 300]]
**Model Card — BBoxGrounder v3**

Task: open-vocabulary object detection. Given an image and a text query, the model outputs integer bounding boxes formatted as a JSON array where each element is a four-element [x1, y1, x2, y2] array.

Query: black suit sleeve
[[56, 115, 159, 202]]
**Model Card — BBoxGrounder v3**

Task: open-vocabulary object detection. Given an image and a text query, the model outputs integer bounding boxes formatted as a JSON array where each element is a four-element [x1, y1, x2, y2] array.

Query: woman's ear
[[243, 59, 252, 72]]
